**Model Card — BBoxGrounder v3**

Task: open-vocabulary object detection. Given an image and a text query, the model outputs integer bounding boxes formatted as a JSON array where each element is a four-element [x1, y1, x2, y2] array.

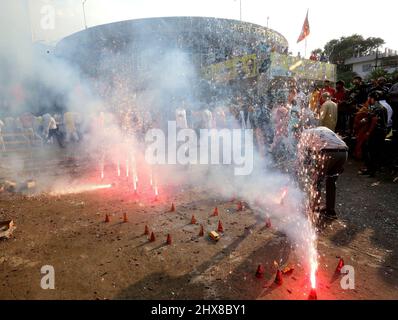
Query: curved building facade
[[55, 16, 288, 79]]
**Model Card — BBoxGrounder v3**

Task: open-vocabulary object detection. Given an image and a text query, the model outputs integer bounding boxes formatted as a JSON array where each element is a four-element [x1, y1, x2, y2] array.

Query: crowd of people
[[307, 76, 398, 177], [3, 74, 397, 220], [0, 112, 84, 150]]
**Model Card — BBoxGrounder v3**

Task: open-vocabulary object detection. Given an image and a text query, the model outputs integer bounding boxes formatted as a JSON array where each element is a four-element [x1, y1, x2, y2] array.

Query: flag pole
[[304, 8, 308, 58], [305, 38, 307, 58]]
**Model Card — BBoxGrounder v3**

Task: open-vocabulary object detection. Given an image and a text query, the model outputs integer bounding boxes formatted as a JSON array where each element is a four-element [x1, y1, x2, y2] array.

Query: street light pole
[[82, 0, 88, 29], [240, 0, 242, 21]]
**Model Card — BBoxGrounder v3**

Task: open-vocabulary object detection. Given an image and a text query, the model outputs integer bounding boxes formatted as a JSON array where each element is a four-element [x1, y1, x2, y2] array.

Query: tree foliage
[[318, 34, 385, 85], [367, 68, 398, 83], [323, 34, 385, 65]]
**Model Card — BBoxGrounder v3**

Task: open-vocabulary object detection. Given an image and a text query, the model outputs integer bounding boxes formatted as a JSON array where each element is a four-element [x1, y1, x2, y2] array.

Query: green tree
[[312, 48, 323, 55], [366, 68, 388, 82], [324, 34, 384, 64], [322, 34, 385, 85]]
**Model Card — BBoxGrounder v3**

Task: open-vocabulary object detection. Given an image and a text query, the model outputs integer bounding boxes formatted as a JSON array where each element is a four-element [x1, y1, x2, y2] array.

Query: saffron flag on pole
[[297, 10, 310, 43]]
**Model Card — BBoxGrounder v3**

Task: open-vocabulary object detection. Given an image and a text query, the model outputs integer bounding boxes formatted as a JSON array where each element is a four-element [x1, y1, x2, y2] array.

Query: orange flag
[[297, 10, 310, 43]]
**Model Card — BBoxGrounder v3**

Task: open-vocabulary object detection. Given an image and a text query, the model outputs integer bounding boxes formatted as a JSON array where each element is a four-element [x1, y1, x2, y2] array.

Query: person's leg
[[374, 131, 386, 173], [324, 151, 347, 217], [361, 138, 371, 172], [367, 133, 383, 175], [325, 174, 338, 217]]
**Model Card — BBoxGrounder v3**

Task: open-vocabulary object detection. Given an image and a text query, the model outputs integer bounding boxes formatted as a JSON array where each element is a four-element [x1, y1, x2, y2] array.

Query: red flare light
[[265, 218, 272, 228], [308, 288, 317, 300], [190, 215, 197, 225], [213, 207, 219, 216], [335, 258, 344, 274]]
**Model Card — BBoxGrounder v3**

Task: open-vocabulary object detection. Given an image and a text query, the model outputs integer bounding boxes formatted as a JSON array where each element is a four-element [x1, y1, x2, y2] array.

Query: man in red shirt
[[333, 80, 348, 134], [333, 80, 347, 104], [319, 80, 336, 106]]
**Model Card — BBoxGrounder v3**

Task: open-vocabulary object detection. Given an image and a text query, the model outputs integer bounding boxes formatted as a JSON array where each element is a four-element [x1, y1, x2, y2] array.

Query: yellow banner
[[202, 52, 336, 83], [269, 53, 336, 82], [201, 54, 258, 82]]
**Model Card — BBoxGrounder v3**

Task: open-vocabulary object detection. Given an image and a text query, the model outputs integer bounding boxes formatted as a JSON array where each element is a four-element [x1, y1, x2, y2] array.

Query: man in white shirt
[[379, 99, 393, 130], [42, 113, 58, 143], [298, 126, 348, 220]]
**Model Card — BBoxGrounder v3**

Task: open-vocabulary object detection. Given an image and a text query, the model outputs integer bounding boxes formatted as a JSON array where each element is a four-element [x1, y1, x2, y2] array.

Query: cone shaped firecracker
[[213, 207, 219, 216], [150, 232, 156, 242], [308, 288, 317, 300], [166, 234, 172, 245], [237, 201, 243, 211], [255, 264, 265, 279], [335, 258, 344, 274], [274, 270, 283, 285], [199, 225, 204, 237], [144, 225, 149, 235], [217, 220, 224, 233], [104, 214, 110, 223], [123, 213, 128, 223], [265, 218, 271, 228], [191, 215, 197, 224], [170, 203, 175, 212]]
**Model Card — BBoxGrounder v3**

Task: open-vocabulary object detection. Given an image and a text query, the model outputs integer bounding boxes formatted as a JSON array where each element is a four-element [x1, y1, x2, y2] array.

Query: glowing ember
[[154, 184, 159, 200], [133, 177, 137, 192], [50, 184, 112, 196], [279, 187, 288, 205], [309, 231, 318, 289]]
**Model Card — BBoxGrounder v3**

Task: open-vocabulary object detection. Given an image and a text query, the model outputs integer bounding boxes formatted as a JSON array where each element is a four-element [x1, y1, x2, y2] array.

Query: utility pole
[[375, 48, 379, 69], [82, 0, 88, 29], [239, 0, 242, 21]]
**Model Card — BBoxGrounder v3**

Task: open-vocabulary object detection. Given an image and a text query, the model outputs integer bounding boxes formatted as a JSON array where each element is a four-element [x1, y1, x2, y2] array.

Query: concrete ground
[[0, 155, 397, 300]]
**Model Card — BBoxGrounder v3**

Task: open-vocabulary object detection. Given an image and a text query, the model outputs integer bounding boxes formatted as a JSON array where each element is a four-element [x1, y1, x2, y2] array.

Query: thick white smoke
[[0, 2, 317, 283]]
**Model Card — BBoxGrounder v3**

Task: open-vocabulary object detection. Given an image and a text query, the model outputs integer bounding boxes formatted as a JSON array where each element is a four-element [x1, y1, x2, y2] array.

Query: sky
[[27, 0, 398, 57]]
